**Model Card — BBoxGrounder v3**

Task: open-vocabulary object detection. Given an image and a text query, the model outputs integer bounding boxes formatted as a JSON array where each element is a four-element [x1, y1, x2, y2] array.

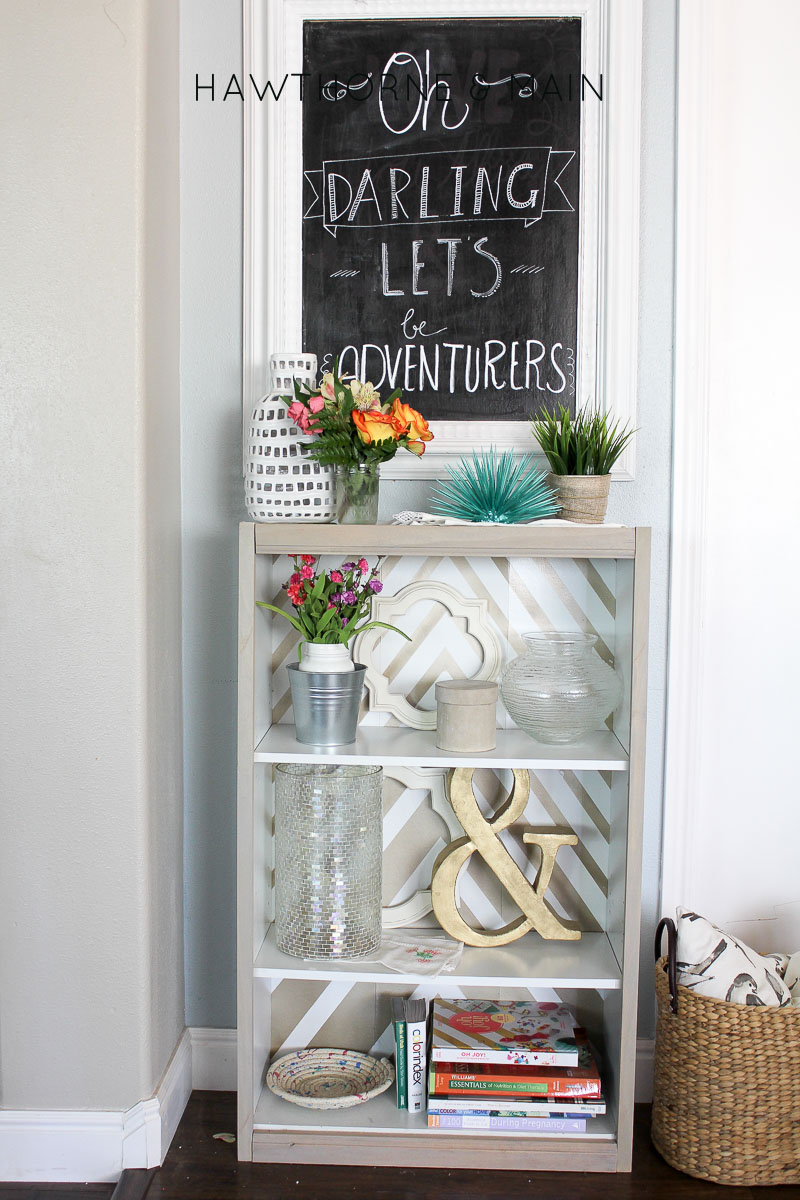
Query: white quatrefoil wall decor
[[353, 580, 503, 731], [381, 766, 463, 928]]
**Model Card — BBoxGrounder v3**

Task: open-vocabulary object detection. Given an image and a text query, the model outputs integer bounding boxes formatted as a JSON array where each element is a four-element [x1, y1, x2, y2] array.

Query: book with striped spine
[[427, 1095, 605, 1116], [428, 1113, 587, 1132], [428, 1028, 602, 1097]]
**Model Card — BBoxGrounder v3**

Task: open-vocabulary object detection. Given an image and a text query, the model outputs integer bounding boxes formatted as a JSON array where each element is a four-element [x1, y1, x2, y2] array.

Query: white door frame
[[660, 0, 714, 918]]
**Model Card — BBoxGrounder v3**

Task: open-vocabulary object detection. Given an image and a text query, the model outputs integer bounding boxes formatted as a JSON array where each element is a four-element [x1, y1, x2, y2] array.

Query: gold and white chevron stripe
[[263, 553, 620, 1055], [267, 978, 605, 1062], [267, 553, 619, 728]]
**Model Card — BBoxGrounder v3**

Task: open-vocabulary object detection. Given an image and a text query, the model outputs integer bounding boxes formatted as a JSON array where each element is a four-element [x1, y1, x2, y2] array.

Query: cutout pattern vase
[[244, 352, 335, 522]]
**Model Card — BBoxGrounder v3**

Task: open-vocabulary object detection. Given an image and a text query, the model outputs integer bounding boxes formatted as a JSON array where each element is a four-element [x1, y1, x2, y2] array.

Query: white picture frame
[[243, 0, 642, 479]]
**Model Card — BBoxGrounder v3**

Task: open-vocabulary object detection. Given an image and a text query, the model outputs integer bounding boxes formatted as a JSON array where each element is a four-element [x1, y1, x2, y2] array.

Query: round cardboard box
[[435, 679, 498, 753]]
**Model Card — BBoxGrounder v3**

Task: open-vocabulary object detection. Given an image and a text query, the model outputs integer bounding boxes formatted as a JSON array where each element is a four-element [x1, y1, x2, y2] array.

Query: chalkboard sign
[[301, 17, 581, 422]]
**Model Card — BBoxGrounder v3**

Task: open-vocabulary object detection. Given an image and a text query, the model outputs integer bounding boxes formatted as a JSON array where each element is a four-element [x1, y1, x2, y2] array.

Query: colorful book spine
[[391, 997, 407, 1110], [405, 999, 427, 1114], [429, 1066, 601, 1099], [428, 1114, 587, 1132], [427, 1098, 605, 1117], [430, 1045, 577, 1067]]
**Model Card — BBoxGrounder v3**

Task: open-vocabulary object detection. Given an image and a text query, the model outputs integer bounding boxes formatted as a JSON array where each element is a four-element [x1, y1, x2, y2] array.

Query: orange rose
[[390, 399, 433, 454], [352, 408, 402, 446]]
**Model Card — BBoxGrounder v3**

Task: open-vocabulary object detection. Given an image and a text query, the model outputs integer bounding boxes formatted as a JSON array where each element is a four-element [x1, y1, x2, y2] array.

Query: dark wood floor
[[3, 1093, 800, 1199]]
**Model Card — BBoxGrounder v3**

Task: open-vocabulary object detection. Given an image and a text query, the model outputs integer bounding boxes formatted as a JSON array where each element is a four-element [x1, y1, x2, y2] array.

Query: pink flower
[[290, 572, 301, 585], [301, 555, 316, 564], [308, 395, 325, 414], [300, 564, 314, 580], [357, 558, 369, 573], [287, 399, 311, 431], [329, 570, 343, 583], [287, 400, 321, 434], [287, 582, 305, 606], [368, 579, 383, 593], [319, 373, 336, 402]]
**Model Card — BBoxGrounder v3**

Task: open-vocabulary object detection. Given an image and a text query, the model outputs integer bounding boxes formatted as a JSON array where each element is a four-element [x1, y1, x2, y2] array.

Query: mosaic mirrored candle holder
[[274, 763, 383, 959]]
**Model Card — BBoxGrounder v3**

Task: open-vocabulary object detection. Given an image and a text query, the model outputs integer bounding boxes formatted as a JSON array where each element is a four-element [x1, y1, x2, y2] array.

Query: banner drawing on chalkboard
[[301, 17, 582, 423]]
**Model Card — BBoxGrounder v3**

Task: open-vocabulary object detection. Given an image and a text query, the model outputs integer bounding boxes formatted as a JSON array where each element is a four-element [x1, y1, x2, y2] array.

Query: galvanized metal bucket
[[287, 663, 366, 746]]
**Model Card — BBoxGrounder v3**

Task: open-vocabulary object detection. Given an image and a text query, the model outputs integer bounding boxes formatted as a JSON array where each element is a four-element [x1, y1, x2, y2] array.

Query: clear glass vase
[[499, 632, 622, 745], [274, 763, 383, 959], [334, 463, 380, 524]]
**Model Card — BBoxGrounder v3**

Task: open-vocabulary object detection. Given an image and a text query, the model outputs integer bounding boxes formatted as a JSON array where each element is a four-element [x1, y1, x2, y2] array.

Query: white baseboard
[[190, 1026, 238, 1091], [154, 1026, 193, 1162], [635, 1037, 654, 1103], [0, 1028, 654, 1180], [0, 1110, 131, 1184], [0, 1027, 193, 1183]]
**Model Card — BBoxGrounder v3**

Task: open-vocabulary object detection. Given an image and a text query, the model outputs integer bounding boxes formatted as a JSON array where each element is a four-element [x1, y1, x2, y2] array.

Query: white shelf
[[254, 925, 622, 989], [254, 724, 629, 771], [254, 1082, 616, 1140]]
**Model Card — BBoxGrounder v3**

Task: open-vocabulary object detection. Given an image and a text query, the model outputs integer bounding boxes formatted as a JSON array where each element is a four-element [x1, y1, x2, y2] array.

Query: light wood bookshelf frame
[[237, 522, 650, 1171]]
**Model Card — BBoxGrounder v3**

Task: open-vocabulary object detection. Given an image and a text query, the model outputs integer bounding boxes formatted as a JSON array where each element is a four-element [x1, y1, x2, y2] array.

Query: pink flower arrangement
[[281, 361, 433, 468], [256, 555, 409, 651]]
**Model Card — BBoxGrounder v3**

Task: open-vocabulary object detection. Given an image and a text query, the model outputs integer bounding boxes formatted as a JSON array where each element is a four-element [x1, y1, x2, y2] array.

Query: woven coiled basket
[[652, 917, 800, 1186]]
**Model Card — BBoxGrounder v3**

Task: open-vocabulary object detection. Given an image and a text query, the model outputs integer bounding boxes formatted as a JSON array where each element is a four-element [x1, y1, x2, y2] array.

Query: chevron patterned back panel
[[266, 978, 606, 1063], [263, 554, 621, 1059], [267, 554, 617, 726]]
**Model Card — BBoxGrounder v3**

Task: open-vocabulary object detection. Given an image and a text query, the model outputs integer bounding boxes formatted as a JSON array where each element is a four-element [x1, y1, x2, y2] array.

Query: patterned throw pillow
[[784, 951, 800, 1007], [675, 908, 791, 1007]]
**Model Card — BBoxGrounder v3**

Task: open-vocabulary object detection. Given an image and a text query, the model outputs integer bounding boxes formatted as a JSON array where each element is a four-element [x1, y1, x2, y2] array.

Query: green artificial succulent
[[430, 448, 561, 525], [532, 403, 635, 476]]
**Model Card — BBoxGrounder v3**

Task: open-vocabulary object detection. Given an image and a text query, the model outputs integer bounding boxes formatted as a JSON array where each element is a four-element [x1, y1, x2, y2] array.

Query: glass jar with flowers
[[257, 555, 410, 744], [282, 363, 433, 524]]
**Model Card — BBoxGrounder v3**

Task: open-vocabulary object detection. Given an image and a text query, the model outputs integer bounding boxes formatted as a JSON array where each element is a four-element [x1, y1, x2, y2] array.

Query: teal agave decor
[[430, 449, 561, 524]]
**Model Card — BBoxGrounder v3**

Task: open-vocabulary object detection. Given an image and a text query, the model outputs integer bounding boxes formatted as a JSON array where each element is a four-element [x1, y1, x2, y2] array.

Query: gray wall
[[180, 0, 676, 1034], [0, 0, 184, 1110]]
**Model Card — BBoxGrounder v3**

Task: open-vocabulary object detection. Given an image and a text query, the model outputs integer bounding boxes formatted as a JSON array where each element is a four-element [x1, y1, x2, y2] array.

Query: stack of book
[[426, 999, 605, 1133]]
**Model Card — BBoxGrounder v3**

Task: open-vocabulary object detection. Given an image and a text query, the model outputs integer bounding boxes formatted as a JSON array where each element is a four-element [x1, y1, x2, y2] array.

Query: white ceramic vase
[[244, 352, 335, 523], [299, 642, 354, 673]]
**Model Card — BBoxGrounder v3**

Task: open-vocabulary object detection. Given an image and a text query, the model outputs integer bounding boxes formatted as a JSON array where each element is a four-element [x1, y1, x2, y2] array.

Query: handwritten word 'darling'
[[319, 150, 553, 231]]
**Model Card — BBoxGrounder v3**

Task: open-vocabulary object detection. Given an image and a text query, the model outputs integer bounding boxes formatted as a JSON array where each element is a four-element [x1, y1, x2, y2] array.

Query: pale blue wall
[[180, 0, 676, 1032]]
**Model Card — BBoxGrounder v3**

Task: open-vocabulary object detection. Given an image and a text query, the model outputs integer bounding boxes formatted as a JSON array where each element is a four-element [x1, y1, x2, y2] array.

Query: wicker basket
[[652, 917, 800, 1186]]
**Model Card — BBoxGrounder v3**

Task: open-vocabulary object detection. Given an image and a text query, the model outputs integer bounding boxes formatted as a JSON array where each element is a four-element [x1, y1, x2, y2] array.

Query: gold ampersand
[[431, 768, 580, 947]]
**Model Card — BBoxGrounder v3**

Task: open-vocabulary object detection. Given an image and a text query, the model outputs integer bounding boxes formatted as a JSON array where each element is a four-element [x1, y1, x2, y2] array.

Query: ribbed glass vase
[[274, 764, 383, 959], [499, 632, 622, 745]]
